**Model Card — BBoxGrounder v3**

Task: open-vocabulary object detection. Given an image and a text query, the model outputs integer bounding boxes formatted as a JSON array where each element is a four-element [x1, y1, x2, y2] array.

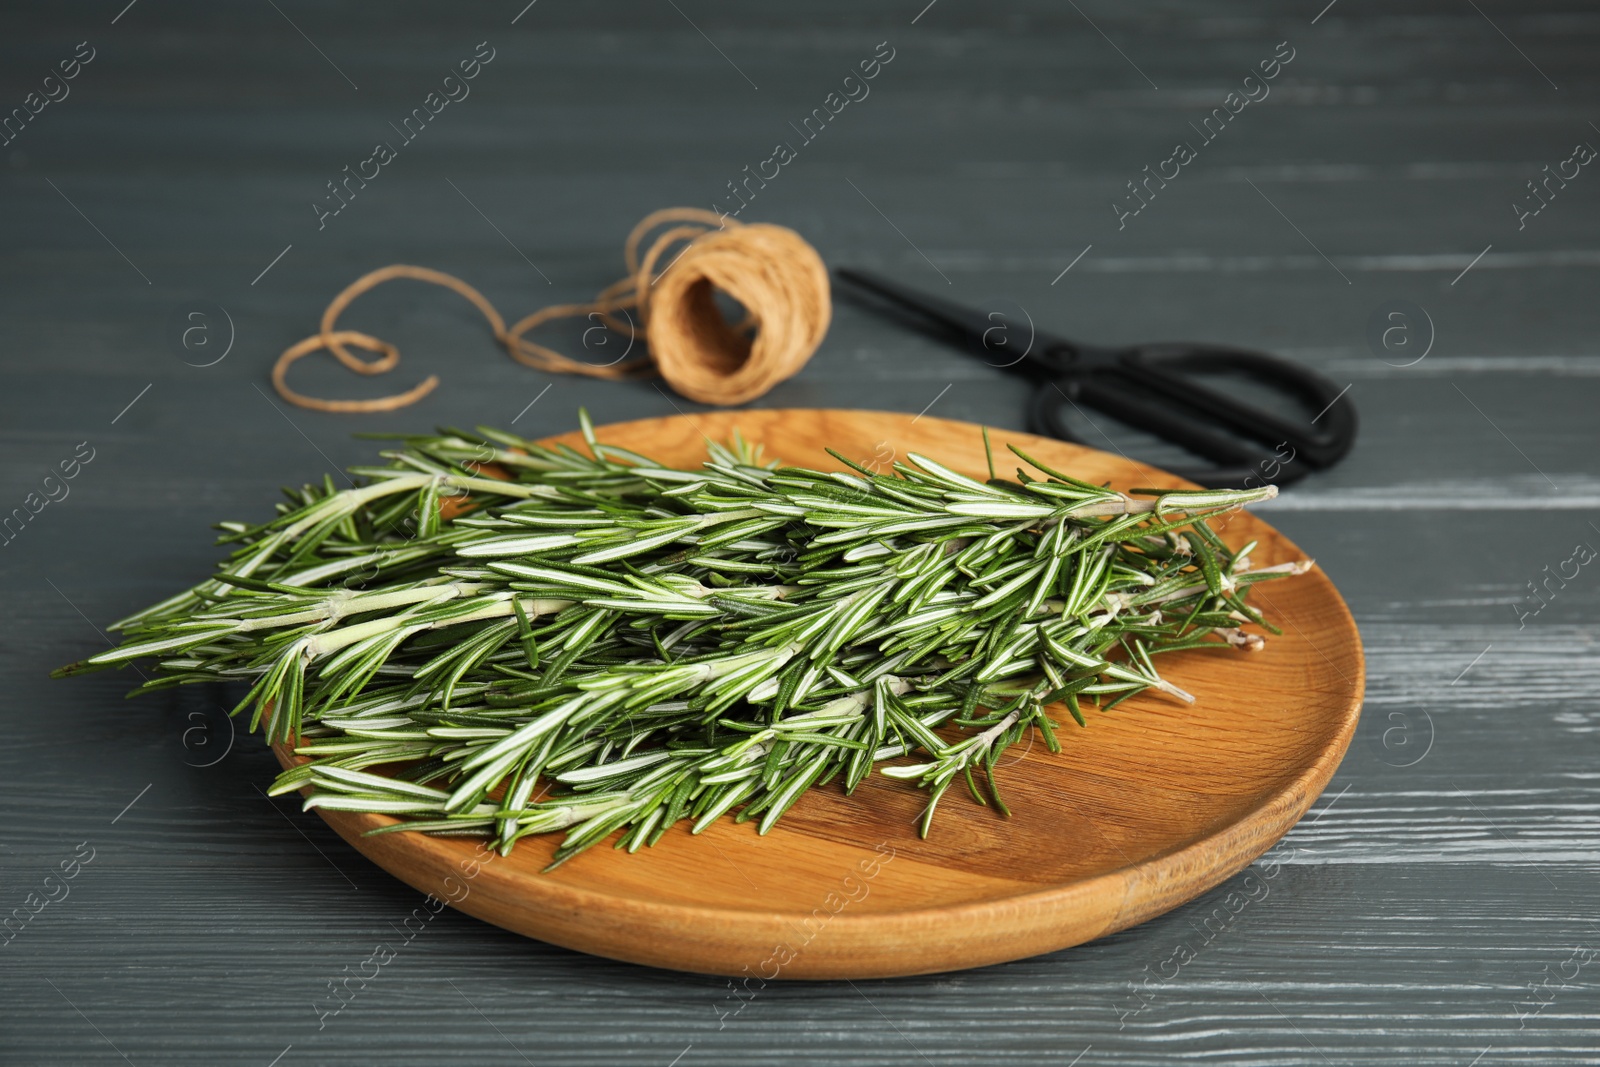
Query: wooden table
[[3, 1, 1595, 1063]]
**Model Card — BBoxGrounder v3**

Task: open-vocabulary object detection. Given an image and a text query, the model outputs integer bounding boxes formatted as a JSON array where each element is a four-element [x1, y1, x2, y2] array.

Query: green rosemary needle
[[55, 412, 1305, 868]]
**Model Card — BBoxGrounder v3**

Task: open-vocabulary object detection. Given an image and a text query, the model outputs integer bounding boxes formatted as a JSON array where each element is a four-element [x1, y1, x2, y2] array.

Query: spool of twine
[[271, 208, 831, 412]]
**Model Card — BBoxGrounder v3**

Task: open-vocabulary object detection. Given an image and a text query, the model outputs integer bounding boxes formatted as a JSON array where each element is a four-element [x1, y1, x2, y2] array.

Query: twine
[[271, 207, 831, 412]]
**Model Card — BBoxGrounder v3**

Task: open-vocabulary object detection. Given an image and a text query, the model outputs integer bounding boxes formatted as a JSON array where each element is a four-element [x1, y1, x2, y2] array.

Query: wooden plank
[[2, 0, 1597, 1061]]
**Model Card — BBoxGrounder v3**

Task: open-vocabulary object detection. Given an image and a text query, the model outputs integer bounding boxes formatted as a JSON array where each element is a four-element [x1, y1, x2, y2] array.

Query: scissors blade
[[833, 268, 1071, 371]]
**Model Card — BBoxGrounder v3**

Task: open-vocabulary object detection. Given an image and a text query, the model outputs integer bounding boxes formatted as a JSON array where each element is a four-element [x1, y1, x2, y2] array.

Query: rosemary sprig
[[55, 412, 1307, 868]]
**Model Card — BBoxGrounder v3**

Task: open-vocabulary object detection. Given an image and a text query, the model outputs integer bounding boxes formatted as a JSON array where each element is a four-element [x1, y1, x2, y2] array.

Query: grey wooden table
[[4, 1, 1598, 1063]]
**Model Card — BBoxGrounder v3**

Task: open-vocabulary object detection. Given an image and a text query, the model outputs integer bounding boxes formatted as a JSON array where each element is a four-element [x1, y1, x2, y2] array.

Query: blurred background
[[2, 2, 1597, 1064]]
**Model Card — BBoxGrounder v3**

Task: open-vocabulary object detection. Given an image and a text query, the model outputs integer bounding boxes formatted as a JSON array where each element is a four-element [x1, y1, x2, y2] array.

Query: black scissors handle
[[834, 268, 1357, 490], [1127, 345, 1351, 464], [1031, 364, 1347, 489], [1032, 344, 1356, 482]]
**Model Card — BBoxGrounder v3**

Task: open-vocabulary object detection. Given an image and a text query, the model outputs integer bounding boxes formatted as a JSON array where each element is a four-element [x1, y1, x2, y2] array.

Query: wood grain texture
[[4, 0, 1599, 1062], [268, 410, 1363, 978]]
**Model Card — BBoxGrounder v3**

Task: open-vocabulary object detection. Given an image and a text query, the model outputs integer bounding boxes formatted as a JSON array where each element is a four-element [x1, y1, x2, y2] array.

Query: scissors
[[834, 268, 1356, 489]]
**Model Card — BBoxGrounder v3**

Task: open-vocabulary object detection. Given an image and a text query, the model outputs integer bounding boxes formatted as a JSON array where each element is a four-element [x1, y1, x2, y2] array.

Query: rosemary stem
[[234, 582, 491, 632], [1129, 559, 1315, 607], [301, 596, 575, 658]]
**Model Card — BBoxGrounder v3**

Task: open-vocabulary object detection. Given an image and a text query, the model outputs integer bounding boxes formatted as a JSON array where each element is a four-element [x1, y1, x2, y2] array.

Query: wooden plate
[[271, 409, 1363, 979]]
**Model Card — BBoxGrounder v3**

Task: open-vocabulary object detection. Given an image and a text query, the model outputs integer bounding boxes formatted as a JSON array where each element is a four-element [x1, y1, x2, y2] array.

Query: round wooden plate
[[271, 409, 1363, 979]]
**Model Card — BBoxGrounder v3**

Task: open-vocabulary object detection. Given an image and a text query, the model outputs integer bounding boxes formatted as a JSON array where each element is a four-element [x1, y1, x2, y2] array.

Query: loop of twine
[[271, 207, 831, 412]]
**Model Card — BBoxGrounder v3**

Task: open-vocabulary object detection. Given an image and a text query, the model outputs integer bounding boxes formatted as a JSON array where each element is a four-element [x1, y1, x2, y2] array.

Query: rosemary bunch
[[56, 413, 1307, 867]]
